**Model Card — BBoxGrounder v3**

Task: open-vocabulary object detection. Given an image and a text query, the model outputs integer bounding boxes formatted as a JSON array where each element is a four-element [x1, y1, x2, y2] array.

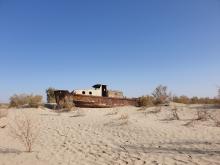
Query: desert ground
[[1, 104, 220, 165]]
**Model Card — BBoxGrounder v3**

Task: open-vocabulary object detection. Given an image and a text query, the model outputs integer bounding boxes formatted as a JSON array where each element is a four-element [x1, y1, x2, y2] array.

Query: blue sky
[[0, 0, 220, 102]]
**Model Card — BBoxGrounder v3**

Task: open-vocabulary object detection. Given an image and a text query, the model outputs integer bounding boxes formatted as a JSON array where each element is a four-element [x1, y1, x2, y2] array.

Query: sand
[[1, 104, 220, 165]]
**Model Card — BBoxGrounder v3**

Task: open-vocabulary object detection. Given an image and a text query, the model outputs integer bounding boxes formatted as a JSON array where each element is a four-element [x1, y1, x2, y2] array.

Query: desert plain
[[1, 104, 220, 165]]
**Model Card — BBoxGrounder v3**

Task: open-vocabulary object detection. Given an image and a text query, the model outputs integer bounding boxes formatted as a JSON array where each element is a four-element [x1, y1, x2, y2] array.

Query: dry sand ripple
[[1, 105, 220, 165]]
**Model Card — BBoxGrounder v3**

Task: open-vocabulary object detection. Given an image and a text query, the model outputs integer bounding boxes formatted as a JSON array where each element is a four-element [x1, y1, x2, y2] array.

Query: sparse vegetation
[[171, 106, 180, 120], [172, 95, 220, 105], [152, 85, 170, 105], [138, 95, 154, 107], [119, 113, 129, 120], [9, 94, 42, 108], [8, 113, 40, 152], [196, 110, 209, 121], [62, 97, 75, 111], [46, 87, 56, 103], [119, 113, 129, 125]]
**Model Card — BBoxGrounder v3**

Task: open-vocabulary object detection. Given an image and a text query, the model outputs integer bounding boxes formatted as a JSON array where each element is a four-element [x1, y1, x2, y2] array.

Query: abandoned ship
[[54, 84, 138, 108]]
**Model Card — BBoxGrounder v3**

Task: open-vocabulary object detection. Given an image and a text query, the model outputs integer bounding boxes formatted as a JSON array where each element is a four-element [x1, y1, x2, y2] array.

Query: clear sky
[[0, 0, 220, 102]]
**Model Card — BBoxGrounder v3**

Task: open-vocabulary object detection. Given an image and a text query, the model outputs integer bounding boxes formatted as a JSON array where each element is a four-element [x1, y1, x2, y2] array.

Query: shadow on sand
[[0, 147, 22, 154], [117, 141, 220, 155]]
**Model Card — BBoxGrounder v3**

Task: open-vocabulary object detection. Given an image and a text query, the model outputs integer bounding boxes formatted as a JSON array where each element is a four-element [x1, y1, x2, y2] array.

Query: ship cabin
[[73, 84, 108, 97]]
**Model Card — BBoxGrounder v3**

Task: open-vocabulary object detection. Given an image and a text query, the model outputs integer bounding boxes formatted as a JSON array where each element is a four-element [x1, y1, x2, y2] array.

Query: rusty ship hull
[[73, 94, 137, 108], [54, 90, 138, 108]]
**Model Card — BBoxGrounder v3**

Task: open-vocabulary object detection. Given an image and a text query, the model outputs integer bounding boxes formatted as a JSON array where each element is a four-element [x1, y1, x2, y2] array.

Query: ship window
[[89, 91, 92, 95], [82, 91, 85, 94]]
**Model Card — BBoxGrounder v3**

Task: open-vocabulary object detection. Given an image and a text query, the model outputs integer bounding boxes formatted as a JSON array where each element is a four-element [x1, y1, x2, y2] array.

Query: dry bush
[[196, 110, 209, 121], [207, 114, 220, 127], [62, 97, 75, 111], [28, 95, 42, 108], [9, 94, 42, 108], [184, 110, 210, 127], [63, 102, 75, 111], [46, 87, 57, 103], [171, 106, 180, 120], [119, 113, 129, 120], [8, 112, 40, 152], [0, 109, 8, 118], [152, 85, 169, 105], [173, 95, 220, 105], [173, 95, 190, 104], [138, 96, 154, 107], [118, 113, 129, 125]]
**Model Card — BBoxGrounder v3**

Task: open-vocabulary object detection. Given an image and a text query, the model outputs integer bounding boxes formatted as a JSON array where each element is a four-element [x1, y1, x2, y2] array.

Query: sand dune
[[1, 105, 220, 165]]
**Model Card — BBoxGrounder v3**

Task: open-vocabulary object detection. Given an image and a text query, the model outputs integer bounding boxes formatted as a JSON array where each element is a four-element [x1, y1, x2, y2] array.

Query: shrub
[[9, 94, 42, 108], [8, 112, 40, 152], [173, 95, 190, 104], [171, 106, 180, 120], [28, 95, 43, 108], [119, 113, 129, 125], [138, 95, 154, 107], [152, 85, 169, 105], [46, 87, 56, 103], [196, 110, 209, 121], [172, 95, 220, 105], [119, 113, 129, 120], [62, 97, 75, 111]]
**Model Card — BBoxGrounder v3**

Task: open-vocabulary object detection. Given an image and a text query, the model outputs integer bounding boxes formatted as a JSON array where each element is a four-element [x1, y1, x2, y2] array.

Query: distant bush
[[172, 95, 220, 105], [173, 95, 190, 104], [138, 96, 154, 107], [152, 85, 170, 105], [28, 95, 43, 108], [46, 87, 56, 103], [9, 94, 42, 108]]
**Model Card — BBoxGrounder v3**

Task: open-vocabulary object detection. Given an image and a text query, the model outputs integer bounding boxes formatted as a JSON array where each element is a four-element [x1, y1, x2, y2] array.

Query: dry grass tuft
[[119, 113, 129, 120], [9, 94, 42, 108], [170, 106, 180, 120], [8, 112, 40, 152], [196, 110, 209, 121], [138, 96, 154, 107], [184, 110, 211, 127], [118, 113, 129, 125]]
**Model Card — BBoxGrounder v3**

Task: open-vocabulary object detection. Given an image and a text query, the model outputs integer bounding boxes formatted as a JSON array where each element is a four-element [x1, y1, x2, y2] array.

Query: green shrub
[[9, 94, 42, 108]]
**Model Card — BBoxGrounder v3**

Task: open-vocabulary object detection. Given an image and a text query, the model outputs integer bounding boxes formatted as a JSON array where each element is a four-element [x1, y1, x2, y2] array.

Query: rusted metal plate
[[54, 90, 138, 108]]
